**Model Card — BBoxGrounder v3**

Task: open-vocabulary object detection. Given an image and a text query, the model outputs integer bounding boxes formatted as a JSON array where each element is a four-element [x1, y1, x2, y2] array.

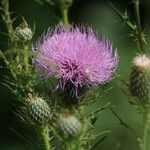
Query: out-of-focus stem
[[134, 0, 145, 52], [24, 44, 29, 74], [62, 8, 69, 26], [64, 140, 74, 150], [60, 0, 73, 26], [3, 0, 14, 46], [3, 0, 13, 33], [140, 108, 149, 150]]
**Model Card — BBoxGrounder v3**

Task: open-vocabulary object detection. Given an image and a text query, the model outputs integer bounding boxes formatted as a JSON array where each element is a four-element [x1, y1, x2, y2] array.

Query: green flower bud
[[15, 23, 33, 42], [58, 113, 81, 138], [26, 94, 51, 125], [130, 55, 150, 104]]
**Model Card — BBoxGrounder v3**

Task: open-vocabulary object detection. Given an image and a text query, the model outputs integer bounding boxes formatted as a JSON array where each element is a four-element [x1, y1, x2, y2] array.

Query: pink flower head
[[33, 25, 118, 99]]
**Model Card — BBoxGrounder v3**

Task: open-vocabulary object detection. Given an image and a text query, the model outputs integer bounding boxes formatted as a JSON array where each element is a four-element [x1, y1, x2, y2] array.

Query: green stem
[[41, 127, 51, 150], [141, 108, 149, 150], [134, 0, 144, 52], [24, 44, 29, 74], [3, 0, 13, 33], [64, 140, 74, 150], [3, 0, 14, 46], [62, 8, 69, 27], [60, 0, 73, 26]]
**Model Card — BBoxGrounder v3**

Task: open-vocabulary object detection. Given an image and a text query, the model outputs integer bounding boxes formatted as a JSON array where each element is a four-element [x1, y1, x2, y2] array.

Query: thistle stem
[[134, 0, 144, 52], [60, 0, 73, 26], [3, 0, 14, 46], [62, 8, 69, 27], [64, 140, 74, 150], [24, 44, 29, 74], [141, 108, 149, 150], [41, 127, 51, 150], [3, 0, 13, 33]]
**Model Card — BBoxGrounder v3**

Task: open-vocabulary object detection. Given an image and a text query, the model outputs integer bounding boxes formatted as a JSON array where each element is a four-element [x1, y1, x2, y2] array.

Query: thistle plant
[[130, 54, 150, 150], [110, 0, 150, 150], [2, 0, 144, 150], [32, 23, 118, 148], [130, 55, 150, 104], [130, 0, 150, 149]]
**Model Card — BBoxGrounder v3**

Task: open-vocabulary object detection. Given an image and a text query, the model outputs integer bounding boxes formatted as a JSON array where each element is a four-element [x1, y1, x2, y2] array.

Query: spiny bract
[[58, 114, 81, 138], [15, 23, 33, 42], [26, 95, 51, 124]]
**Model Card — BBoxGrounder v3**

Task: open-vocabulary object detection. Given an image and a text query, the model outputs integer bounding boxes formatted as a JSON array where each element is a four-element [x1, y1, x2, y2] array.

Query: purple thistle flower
[[33, 25, 118, 99]]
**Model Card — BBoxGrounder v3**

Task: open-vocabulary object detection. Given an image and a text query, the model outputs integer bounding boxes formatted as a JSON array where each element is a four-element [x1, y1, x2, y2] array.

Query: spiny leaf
[[9, 127, 33, 146], [0, 50, 9, 65], [108, 1, 136, 31], [110, 108, 133, 132], [2, 82, 22, 99], [86, 102, 111, 119], [0, 30, 9, 37], [90, 116, 98, 126], [89, 136, 108, 150], [93, 131, 110, 139]]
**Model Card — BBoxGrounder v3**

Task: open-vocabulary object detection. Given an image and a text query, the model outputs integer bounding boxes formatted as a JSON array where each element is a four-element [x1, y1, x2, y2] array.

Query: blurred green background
[[0, 0, 150, 149]]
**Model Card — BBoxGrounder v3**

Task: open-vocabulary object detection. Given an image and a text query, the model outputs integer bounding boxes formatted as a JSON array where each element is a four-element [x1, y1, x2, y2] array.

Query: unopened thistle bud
[[26, 94, 51, 125], [15, 22, 33, 42], [130, 55, 150, 104], [58, 113, 81, 138]]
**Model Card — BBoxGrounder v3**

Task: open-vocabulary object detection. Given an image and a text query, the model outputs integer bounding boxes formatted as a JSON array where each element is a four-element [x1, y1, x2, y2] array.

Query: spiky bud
[[26, 94, 51, 125], [58, 114, 81, 138], [130, 55, 150, 104], [15, 22, 33, 42]]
